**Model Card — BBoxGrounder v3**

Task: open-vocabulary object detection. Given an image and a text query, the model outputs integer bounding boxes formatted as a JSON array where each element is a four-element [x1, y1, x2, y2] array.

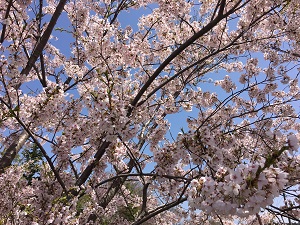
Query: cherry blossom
[[0, 0, 300, 224]]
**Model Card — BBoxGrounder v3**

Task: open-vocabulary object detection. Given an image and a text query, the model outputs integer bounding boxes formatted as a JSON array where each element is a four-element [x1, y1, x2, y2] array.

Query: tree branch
[[0, 0, 13, 44], [0, 131, 29, 173], [140, 183, 150, 215], [75, 141, 111, 186], [132, 197, 187, 225], [21, 0, 67, 76], [0, 0, 67, 172], [128, 0, 243, 115], [6, 110, 67, 193]]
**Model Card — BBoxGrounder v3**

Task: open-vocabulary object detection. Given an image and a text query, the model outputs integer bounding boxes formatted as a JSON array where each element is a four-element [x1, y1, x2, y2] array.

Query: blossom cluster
[[189, 164, 288, 216]]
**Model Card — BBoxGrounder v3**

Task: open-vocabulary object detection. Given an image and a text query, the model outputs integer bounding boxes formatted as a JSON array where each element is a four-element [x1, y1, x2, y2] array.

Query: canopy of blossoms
[[0, 0, 300, 224]]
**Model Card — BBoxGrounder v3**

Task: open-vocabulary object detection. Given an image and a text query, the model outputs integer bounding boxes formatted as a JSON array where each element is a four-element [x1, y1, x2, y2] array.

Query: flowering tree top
[[0, 0, 300, 224]]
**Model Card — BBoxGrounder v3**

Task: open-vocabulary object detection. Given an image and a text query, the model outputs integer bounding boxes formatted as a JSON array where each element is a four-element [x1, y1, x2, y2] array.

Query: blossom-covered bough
[[0, 0, 300, 224]]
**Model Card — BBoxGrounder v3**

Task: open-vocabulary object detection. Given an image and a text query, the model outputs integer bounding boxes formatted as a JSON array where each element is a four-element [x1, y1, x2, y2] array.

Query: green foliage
[[117, 203, 140, 222], [74, 182, 142, 223], [52, 194, 69, 206], [21, 143, 44, 184], [124, 181, 143, 197], [76, 193, 91, 215]]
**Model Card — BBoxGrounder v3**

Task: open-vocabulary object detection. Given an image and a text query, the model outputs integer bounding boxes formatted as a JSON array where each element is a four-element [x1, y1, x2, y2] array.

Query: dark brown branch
[[132, 197, 187, 225], [136, 32, 247, 107], [282, 205, 300, 212], [268, 205, 300, 222], [218, 0, 226, 17], [95, 172, 190, 188], [128, 0, 243, 116], [210, 0, 222, 21], [21, 0, 68, 76], [63, 66, 96, 91], [69, 159, 79, 180], [271, 46, 300, 58], [0, 0, 13, 43], [132, 181, 190, 225], [22, 46, 46, 87], [75, 141, 110, 186], [109, 0, 126, 25], [99, 159, 135, 208], [256, 213, 263, 225], [140, 183, 150, 215], [40, 53, 47, 87]]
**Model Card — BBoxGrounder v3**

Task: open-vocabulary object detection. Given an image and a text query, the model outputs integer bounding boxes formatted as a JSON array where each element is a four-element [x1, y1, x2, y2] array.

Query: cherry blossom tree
[[1, 0, 300, 224]]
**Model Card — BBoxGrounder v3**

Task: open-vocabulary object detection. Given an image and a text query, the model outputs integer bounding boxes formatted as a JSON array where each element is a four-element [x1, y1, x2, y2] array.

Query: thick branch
[[0, 0, 13, 43], [128, 0, 242, 115], [21, 0, 67, 76], [75, 141, 110, 186], [95, 173, 190, 188], [132, 197, 187, 225], [256, 213, 263, 225], [0, 131, 29, 173], [140, 183, 150, 215], [99, 159, 135, 208]]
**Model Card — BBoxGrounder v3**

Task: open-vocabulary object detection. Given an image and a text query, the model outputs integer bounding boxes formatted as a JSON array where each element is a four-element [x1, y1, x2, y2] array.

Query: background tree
[[0, 0, 300, 224]]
